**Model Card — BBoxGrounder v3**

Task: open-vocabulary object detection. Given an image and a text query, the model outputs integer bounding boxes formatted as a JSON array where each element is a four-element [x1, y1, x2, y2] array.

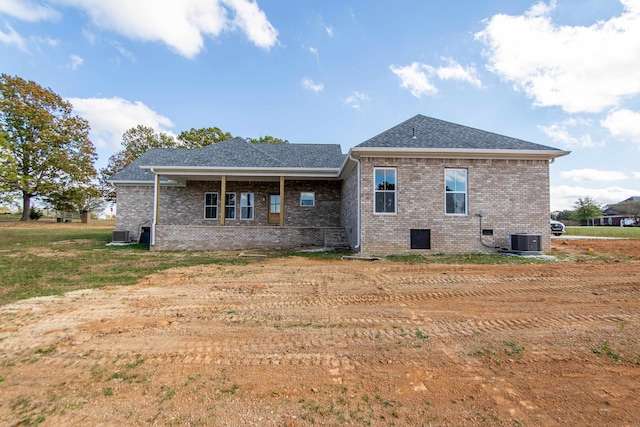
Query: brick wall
[[153, 225, 348, 250], [155, 180, 341, 227], [117, 158, 552, 254], [115, 179, 345, 246], [341, 163, 359, 250], [358, 157, 551, 255], [114, 184, 155, 241]]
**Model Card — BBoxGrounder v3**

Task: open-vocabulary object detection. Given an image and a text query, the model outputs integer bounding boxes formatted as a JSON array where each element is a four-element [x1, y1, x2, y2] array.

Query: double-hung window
[[225, 193, 236, 220], [204, 192, 218, 219], [445, 169, 467, 215], [240, 192, 254, 220], [374, 168, 397, 214]]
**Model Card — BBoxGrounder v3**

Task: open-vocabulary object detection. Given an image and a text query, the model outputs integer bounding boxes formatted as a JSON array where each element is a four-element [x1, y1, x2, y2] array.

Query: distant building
[[596, 196, 640, 226]]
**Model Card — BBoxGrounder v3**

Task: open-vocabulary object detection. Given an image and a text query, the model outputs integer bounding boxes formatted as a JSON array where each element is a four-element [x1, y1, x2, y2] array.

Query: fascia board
[[140, 166, 341, 178], [110, 180, 184, 187], [348, 147, 571, 160]]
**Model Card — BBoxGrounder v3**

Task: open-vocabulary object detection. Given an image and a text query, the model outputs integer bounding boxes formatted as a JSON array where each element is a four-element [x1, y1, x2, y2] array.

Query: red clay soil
[[1, 237, 639, 426]]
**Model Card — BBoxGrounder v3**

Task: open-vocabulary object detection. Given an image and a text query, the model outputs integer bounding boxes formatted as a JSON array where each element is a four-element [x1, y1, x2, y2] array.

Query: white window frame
[[300, 192, 315, 207], [374, 167, 397, 215], [240, 192, 254, 220], [445, 168, 468, 215], [225, 192, 236, 220], [204, 192, 218, 220]]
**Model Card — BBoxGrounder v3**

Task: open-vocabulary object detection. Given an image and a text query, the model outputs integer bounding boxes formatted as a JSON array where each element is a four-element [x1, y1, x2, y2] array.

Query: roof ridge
[[245, 141, 287, 166]]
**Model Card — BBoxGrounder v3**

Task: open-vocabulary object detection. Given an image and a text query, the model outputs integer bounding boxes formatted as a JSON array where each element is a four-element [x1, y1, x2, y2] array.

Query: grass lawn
[[0, 225, 248, 306], [0, 223, 560, 306], [565, 226, 640, 238]]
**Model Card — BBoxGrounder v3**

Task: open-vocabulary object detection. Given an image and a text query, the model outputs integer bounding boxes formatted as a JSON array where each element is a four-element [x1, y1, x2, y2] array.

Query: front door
[[268, 194, 280, 224]]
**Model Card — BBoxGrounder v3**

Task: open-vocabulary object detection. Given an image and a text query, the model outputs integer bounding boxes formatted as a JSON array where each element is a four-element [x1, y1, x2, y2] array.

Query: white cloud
[[343, 91, 370, 110], [0, 0, 60, 22], [57, 0, 278, 58], [560, 169, 630, 182], [390, 59, 482, 98], [301, 77, 324, 93], [476, 0, 640, 113], [223, 0, 278, 50], [67, 97, 174, 153], [112, 41, 135, 61], [435, 58, 483, 89], [601, 109, 640, 146], [69, 54, 83, 70], [308, 46, 319, 58], [389, 62, 438, 98], [324, 25, 334, 37], [36, 36, 59, 47], [0, 23, 28, 52], [82, 28, 96, 44], [551, 184, 639, 211], [539, 118, 601, 148]]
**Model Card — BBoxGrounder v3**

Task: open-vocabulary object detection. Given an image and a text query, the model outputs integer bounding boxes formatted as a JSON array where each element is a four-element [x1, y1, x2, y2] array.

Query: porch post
[[220, 175, 226, 226], [279, 175, 285, 227]]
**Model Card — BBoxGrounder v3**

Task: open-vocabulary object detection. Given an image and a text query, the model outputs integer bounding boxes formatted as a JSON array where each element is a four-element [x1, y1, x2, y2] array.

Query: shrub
[[29, 207, 43, 221]]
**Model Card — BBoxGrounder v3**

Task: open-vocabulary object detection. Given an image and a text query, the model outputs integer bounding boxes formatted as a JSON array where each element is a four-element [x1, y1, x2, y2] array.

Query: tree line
[[0, 74, 286, 220], [553, 196, 640, 226]]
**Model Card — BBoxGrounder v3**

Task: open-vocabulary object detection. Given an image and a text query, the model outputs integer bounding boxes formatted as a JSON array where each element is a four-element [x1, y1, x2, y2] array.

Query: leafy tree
[[553, 210, 574, 222], [608, 199, 640, 225], [249, 135, 288, 144], [99, 126, 287, 202], [0, 74, 97, 221], [46, 184, 104, 215], [177, 127, 232, 148], [572, 196, 602, 225], [99, 125, 177, 201]]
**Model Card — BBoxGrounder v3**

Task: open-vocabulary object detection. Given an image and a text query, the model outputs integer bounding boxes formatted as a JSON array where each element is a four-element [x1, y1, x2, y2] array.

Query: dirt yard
[[1, 238, 639, 426]]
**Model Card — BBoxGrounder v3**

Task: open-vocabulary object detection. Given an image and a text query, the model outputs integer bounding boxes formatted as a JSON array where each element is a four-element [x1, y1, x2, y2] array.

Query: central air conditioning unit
[[112, 230, 130, 243], [510, 234, 541, 252]]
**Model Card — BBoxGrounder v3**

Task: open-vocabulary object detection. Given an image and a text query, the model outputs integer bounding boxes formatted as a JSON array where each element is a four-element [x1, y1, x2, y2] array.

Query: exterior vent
[[410, 229, 431, 249], [112, 230, 130, 243], [510, 234, 541, 252]]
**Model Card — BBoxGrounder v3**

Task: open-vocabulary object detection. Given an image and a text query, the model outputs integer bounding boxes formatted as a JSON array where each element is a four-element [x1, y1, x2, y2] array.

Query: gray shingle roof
[[110, 148, 183, 182], [356, 114, 563, 151], [112, 115, 567, 184], [110, 138, 346, 182]]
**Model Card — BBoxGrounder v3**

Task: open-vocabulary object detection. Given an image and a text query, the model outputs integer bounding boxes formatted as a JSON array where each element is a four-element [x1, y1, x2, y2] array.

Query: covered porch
[[145, 167, 349, 251]]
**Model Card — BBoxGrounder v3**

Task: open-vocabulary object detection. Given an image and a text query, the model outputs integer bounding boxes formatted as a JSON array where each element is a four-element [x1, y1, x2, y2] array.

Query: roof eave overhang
[[349, 147, 571, 160], [109, 179, 184, 187], [140, 166, 342, 179]]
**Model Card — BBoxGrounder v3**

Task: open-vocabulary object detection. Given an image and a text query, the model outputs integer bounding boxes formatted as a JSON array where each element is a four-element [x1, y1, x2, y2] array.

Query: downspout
[[151, 169, 159, 247], [348, 154, 361, 251]]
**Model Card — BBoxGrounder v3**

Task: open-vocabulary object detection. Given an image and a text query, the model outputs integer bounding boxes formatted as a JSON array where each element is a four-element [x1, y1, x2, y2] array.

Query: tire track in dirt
[[129, 278, 639, 320], [30, 310, 632, 370]]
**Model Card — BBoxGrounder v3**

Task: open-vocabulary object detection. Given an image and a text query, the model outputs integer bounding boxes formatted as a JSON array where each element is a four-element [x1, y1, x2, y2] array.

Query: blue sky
[[1, 0, 639, 211]]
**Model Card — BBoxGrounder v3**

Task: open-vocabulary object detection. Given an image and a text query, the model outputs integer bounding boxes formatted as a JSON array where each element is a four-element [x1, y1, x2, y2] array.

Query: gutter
[[138, 165, 342, 179], [349, 147, 571, 160]]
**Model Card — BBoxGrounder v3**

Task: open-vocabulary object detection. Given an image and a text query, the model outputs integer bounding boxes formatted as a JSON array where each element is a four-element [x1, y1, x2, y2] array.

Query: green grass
[[4, 222, 632, 306], [386, 253, 552, 264], [0, 226, 249, 305], [565, 226, 640, 238]]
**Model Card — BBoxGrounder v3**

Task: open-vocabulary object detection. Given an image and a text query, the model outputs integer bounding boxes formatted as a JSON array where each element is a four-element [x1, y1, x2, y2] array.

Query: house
[[596, 196, 640, 226], [111, 114, 570, 254]]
